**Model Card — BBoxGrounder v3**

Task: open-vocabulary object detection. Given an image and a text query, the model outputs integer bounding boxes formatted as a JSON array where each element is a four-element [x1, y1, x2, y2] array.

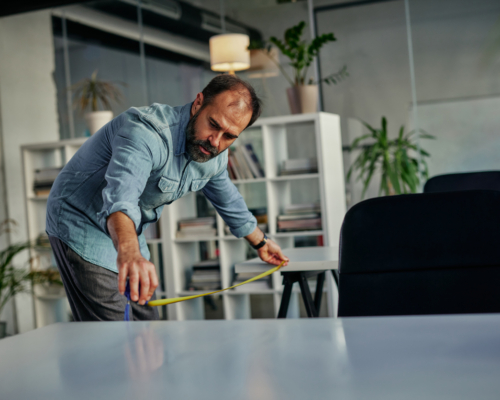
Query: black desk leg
[[298, 273, 318, 318], [314, 272, 325, 314], [278, 279, 293, 318]]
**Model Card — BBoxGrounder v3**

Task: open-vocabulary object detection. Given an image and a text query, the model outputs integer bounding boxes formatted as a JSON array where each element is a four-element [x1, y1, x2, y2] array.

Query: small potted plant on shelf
[[250, 21, 348, 114], [347, 117, 435, 198], [0, 221, 63, 339], [71, 70, 125, 135]]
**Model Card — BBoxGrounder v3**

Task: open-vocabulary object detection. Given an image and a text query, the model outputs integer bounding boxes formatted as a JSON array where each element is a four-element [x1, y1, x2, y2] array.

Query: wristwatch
[[252, 233, 268, 250]]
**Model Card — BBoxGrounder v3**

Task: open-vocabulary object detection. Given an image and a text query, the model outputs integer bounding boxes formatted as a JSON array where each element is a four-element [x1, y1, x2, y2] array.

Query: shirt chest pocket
[[191, 178, 210, 192], [154, 176, 179, 206]]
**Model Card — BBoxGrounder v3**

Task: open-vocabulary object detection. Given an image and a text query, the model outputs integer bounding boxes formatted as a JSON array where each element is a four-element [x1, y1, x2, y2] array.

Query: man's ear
[[191, 92, 204, 115]]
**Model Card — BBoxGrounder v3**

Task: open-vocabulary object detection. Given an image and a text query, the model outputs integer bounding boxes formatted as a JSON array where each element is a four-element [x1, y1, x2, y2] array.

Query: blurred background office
[[0, 0, 499, 336]]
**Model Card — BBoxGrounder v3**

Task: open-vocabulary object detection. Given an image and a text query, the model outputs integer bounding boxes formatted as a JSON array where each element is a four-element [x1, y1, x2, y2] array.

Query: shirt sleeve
[[202, 166, 257, 238], [96, 119, 163, 235]]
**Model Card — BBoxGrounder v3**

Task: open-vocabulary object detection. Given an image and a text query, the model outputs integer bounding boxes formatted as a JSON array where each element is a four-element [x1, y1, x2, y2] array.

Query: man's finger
[[118, 265, 128, 295], [148, 267, 159, 299], [139, 269, 150, 305], [130, 270, 140, 302]]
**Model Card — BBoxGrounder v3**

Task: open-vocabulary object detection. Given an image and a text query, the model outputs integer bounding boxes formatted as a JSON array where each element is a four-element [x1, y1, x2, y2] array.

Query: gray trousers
[[49, 236, 159, 321]]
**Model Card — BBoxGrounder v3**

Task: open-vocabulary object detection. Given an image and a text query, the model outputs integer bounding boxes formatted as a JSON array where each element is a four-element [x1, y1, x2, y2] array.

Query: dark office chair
[[337, 190, 500, 317], [424, 171, 500, 193]]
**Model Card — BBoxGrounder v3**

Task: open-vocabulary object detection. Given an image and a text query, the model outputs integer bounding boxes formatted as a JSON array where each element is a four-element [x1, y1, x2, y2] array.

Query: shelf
[[33, 246, 52, 252], [271, 230, 324, 238], [231, 178, 266, 184], [173, 236, 220, 243], [146, 238, 162, 244], [226, 289, 276, 295], [29, 196, 49, 201], [35, 294, 66, 300], [269, 173, 319, 181], [177, 290, 222, 296]]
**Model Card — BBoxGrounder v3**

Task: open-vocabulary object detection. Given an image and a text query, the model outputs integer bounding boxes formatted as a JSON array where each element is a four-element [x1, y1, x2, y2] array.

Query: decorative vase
[[286, 85, 319, 114], [84, 111, 113, 135], [0, 321, 6, 339]]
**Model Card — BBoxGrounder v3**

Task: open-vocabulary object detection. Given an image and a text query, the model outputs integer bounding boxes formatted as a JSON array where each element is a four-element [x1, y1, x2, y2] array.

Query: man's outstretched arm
[[108, 211, 158, 305]]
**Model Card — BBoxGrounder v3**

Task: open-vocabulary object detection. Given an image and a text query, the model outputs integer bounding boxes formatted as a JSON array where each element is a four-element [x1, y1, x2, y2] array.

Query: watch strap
[[252, 233, 268, 250]]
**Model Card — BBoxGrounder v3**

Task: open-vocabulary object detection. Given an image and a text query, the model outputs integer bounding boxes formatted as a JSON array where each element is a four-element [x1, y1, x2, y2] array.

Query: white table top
[[1, 314, 500, 400], [235, 246, 338, 273]]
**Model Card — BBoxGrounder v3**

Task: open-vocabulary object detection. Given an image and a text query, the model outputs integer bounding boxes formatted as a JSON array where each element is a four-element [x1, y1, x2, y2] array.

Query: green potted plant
[[250, 21, 348, 114], [347, 117, 435, 198], [71, 70, 125, 135], [0, 221, 63, 338]]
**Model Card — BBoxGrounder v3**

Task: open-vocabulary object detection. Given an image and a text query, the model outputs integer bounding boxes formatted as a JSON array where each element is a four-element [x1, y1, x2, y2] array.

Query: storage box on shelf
[[162, 112, 345, 320]]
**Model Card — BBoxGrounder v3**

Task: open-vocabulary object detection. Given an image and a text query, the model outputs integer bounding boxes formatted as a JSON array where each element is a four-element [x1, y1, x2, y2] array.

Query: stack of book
[[228, 143, 265, 180], [224, 208, 268, 236], [277, 203, 322, 232], [35, 233, 51, 249], [33, 167, 62, 196], [231, 270, 272, 292], [188, 260, 221, 291], [176, 217, 216, 239], [280, 158, 318, 176]]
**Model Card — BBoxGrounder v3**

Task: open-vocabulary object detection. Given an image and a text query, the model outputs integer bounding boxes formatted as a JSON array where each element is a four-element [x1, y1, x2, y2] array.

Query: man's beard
[[186, 110, 219, 163]]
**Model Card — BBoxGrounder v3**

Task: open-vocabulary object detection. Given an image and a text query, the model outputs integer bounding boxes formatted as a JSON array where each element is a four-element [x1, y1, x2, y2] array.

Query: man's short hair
[[201, 74, 262, 128]]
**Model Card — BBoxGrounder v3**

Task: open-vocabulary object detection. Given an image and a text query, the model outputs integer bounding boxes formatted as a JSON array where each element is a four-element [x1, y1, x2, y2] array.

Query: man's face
[[186, 90, 252, 163]]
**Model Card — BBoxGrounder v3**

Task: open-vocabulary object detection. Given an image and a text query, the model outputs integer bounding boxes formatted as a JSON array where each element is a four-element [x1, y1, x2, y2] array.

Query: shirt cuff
[[97, 201, 142, 235], [229, 216, 257, 238]]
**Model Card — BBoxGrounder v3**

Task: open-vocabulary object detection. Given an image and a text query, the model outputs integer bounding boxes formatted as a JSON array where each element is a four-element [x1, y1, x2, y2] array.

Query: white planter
[[84, 111, 113, 135], [286, 85, 319, 114]]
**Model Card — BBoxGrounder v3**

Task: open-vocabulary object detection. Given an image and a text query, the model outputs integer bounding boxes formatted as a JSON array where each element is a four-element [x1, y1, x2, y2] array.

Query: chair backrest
[[338, 190, 500, 317], [424, 171, 500, 193]]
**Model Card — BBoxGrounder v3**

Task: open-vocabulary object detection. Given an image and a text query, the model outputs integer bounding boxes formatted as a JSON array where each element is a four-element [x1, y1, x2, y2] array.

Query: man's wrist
[[251, 233, 268, 250]]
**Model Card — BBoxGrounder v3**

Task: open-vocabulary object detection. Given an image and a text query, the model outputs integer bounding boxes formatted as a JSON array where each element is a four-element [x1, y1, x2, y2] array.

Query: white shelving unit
[[21, 138, 87, 328], [162, 112, 346, 321], [21, 112, 345, 325]]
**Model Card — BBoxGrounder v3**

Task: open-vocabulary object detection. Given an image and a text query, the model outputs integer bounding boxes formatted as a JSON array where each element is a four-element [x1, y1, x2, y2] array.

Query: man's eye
[[211, 122, 218, 129]]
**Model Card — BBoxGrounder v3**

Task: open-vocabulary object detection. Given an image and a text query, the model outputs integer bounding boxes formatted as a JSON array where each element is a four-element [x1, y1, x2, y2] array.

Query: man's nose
[[208, 132, 221, 150]]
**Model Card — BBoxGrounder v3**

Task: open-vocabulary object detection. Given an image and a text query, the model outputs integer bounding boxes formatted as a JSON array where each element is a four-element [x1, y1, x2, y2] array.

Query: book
[[233, 147, 253, 179], [277, 213, 320, 221], [240, 144, 263, 178], [284, 203, 321, 214], [277, 217, 322, 232], [244, 143, 265, 177], [176, 228, 217, 238]]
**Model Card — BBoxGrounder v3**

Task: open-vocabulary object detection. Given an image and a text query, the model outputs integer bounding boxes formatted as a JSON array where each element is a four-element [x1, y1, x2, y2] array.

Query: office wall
[[237, 0, 500, 204], [0, 10, 59, 333]]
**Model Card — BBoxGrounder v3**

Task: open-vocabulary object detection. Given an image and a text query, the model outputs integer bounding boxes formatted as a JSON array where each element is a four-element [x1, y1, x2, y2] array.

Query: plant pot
[[286, 85, 319, 114], [84, 111, 113, 135], [0, 321, 6, 339]]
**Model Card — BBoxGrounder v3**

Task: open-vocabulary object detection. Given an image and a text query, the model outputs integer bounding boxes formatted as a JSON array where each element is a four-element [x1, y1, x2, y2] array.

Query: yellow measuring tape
[[147, 261, 285, 307]]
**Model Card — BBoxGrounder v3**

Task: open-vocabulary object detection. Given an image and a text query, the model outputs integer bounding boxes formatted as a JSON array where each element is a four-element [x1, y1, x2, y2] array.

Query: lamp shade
[[209, 33, 250, 73]]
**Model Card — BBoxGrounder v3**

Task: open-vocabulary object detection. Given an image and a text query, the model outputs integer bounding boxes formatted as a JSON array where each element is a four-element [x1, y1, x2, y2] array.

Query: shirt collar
[[175, 102, 194, 157]]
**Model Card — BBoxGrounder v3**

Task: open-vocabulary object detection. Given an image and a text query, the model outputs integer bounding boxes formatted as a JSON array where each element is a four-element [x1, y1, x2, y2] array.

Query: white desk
[[235, 246, 338, 273], [236, 246, 338, 318], [1, 315, 500, 399]]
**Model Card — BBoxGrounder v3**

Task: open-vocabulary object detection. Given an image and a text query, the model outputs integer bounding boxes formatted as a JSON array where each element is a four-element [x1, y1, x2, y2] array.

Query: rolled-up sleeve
[[97, 122, 161, 235], [202, 167, 257, 238]]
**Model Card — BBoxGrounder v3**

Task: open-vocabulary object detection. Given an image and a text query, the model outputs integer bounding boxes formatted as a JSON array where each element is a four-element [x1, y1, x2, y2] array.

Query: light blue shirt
[[46, 102, 257, 272]]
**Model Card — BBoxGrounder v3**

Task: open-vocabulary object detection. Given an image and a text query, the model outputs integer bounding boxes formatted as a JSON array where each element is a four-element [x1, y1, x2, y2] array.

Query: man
[[46, 74, 289, 321]]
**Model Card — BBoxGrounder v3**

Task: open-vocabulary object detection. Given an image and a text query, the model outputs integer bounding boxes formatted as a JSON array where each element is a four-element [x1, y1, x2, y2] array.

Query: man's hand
[[246, 228, 289, 267], [108, 212, 159, 305]]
